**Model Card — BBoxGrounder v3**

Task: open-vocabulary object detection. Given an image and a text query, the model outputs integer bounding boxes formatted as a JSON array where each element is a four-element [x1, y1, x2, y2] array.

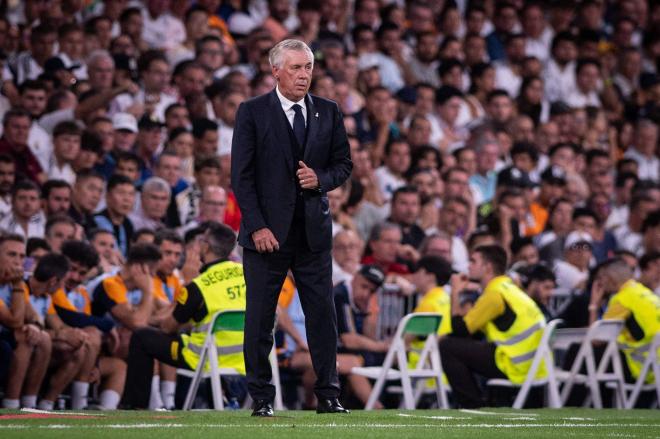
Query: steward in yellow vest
[[123, 223, 245, 409], [439, 245, 546, 408], [590, 258, 660, 384]]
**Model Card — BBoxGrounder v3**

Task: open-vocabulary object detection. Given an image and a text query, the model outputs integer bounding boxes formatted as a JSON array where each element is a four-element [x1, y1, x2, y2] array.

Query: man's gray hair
[[86, 49, 114, 68], [268, 39, 314, 69], [368, 221, 401, 243], [142, 177, 171, 196]]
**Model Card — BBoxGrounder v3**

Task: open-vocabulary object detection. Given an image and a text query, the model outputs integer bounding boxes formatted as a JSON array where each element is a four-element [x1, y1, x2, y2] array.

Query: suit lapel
[[268, 90, 294, 174], [303, 94, 319, 163]]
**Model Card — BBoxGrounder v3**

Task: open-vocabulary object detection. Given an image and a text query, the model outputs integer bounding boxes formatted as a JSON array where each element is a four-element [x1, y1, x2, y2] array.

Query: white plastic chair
[[486, 319, 563, 409], [619, 331, 660, 409], [176, 310, 283, 410], [556, 319, 626, 408], [351, 312, 449, 410]]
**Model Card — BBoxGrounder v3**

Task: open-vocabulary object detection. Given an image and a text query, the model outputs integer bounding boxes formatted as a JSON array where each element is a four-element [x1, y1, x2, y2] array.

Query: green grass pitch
[[1, 408, 660, 439]]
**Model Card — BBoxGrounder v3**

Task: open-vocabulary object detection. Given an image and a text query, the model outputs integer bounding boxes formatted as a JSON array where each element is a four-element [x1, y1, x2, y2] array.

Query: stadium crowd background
[[0, 0, 658, 411]]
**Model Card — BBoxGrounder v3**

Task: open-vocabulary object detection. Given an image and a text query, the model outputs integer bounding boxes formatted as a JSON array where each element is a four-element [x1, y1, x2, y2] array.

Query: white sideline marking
[[459, 409, 539, 417], [1, 423, 660, 430], [19, 408, 106, 417], [397, 413, 468, 420]]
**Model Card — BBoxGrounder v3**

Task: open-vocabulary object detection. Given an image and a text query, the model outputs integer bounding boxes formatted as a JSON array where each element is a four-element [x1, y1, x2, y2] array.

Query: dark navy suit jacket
[[231, 90, 352, 252]]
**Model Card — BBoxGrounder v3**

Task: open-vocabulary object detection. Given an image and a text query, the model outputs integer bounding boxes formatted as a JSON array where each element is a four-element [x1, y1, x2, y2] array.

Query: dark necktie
[[292, 104, 305, 148]]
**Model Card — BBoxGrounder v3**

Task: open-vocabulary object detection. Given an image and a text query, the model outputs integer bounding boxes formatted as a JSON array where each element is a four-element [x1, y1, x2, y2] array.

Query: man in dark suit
[[231, 39, 353, 416]]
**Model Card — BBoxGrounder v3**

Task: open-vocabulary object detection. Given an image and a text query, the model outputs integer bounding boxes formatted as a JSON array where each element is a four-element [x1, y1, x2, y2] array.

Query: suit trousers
[[242, 219, 340, 402]]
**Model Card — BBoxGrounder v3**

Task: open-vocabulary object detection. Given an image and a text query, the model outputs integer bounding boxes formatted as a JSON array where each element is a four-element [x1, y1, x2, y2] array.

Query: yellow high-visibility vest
[[483, 276, 546, 384], [607, 280, 660, 382], [180, 260, 246, 374]]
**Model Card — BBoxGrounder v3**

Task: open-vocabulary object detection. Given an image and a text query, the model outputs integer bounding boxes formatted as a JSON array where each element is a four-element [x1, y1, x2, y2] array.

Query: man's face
[[88, 57, 115, 90], [197, 40, 224, 72], [196, 130, 219, 157], [4, 116, 31, 146], [216, 92, 244, 126], [54, 134, 81, 162], [60, 30, 84, 59], [370, 228, 401, 264], [477, 143, 500, 174], [445, 169, 470, 197], [351, 273, 377, 311], [65, 260, 91, 291], [272, 49, 313, 102], [157, 239, 183, 276], [385, 142, 411, 175], [515, 244, 539, 266], [115, 159, 140, 181], [423, 237, 452, 262], [417, 34, 438, 63], [107, 183, 136, 217], [391, 193, 420, 226], [468, 251, 487, 282], [138, 128, 162, 154], [142, 190, 169, 220], [529, 279, 555, 304], [0, 161, 15, 195], [32, 31, 57, 60], [488, 96, 513, 123], [21, 89, 47, 118], [574, 215, 597, 237], [199, 188, 227, 221], [196, 166, 221, 188], [411, 172, 436, 200], [142, 59, 170, 92], [114, 130, 137, 151], [45, 187, 71, 215], [13, 189, 40, 219], [439, 201, 468, 236], [155, 156, 181, 187], [46, 222, 75, 253], [73, 177, 104, 213], [577, 64, 600, 92], [438, 96, 463, 125], [0, 240, 25, 271], [332, 232, 362, 268], [179, 66, 207, 97], [165, 107, 190, 130], [92, 232, 116, 260]]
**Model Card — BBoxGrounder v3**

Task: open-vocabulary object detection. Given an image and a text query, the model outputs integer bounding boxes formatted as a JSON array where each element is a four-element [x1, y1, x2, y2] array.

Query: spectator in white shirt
[[56, 23, 87, 79], [374, 139, 410, 201], [0, 154, 15, 222], [614, 194, 657, 256], [554, 231, 593, 292], [521, 2, 554, 63], [624, 119, 659, 182], [14, 80, 52, 171], [493, 33, 526, 99], [0, 180, 45, 240], [206, 83, 246, 157], [141, 0, 186, 51], [195, 35, 231, 81], [564, 58, 601, 108], [48, 121, 81, 185], [543, 31, 577, 103]]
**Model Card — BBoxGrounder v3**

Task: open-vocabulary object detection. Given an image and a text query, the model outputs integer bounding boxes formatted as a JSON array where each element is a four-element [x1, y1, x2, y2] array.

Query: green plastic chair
[[351, 312, 449, 409], [177, 310, 283, 410]]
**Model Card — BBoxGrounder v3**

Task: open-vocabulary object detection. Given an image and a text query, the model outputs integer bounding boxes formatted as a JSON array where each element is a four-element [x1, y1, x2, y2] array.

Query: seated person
[[91, 243, 161, 358], [24, 253, 96, 411], [0, 234, 51, 409], [440, 245, 546, 408], [52, 240, 125, 410], [122, 223, 246, 409], [589, 258, 660, 385]]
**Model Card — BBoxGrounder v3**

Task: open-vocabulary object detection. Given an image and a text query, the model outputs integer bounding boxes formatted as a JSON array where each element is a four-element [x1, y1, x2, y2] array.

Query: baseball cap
[[497, 166, 536, 189], [357, 265, 385, 288], [540, 165, 567, 185], [357, 53, 380, 72], [564, 231, 593, 250], [138, 114, 165, 130], [112, 112, 138, 133]]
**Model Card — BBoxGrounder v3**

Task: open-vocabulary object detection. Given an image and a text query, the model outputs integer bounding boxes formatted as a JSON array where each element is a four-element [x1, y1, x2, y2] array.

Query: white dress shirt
[[275, 86, 307, 127]]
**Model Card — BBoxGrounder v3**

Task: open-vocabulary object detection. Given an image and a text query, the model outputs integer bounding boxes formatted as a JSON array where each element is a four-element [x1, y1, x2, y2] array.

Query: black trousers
[[439, 336, 507, 408], [123, 327, 189, 409], [243, 220, 340, 402]]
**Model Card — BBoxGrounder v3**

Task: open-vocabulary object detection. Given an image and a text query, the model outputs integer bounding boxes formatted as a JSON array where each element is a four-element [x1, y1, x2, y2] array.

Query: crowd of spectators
[[0, 0, 659, 410]]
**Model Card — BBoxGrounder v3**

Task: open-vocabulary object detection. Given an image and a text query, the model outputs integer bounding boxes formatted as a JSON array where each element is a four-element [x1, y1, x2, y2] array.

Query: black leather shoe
[[251, 400, 274, 417], [316, 398, 350, 414]]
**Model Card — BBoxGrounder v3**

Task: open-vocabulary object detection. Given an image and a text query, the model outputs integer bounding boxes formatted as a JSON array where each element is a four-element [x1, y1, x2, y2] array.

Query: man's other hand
[[252, 228, 280, 253]]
